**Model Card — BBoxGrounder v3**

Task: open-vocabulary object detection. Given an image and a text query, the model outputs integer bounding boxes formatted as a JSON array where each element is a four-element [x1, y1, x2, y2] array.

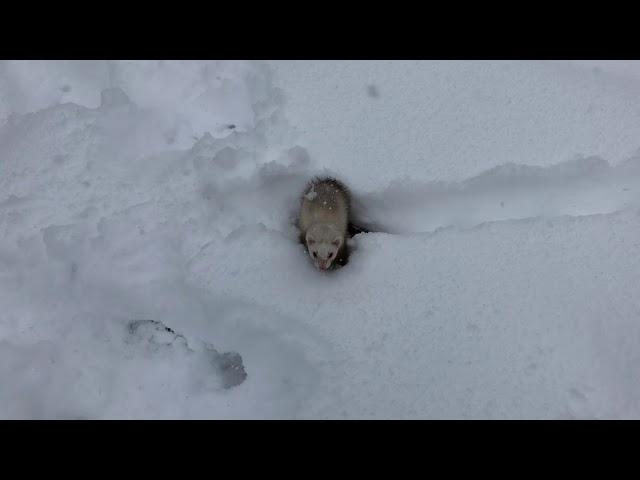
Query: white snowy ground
[[1, 60, 639, 419]]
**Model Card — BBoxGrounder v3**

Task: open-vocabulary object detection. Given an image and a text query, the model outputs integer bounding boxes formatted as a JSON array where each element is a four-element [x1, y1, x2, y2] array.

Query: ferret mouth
[[316, 261, 329, 270]]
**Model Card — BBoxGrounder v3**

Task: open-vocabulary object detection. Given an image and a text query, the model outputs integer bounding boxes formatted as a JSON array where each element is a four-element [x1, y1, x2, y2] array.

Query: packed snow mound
[[2, 60, 640, 418]]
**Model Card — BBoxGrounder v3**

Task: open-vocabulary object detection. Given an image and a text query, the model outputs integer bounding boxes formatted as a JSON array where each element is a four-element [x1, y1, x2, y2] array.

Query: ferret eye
[[313, 252, 317, 258], [328, 252, 333, 259]]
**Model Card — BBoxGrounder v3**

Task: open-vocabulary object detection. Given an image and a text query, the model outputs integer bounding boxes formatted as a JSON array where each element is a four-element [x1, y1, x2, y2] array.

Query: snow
[[1, 60, 640, 419], [305, 189, 317, 201], [268, 60, 640, 189]]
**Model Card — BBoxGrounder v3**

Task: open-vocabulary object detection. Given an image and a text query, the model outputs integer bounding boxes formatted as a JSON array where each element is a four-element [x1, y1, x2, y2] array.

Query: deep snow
[[1, 60, 639, 419]]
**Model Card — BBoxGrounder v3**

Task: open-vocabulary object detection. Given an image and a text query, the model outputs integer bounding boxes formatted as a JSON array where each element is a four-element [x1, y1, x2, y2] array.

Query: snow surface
[[1, 60, 639, 419]]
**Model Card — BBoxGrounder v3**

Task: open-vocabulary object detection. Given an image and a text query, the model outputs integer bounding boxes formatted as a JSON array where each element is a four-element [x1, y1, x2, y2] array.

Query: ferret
[[298, 177, 351, 270]]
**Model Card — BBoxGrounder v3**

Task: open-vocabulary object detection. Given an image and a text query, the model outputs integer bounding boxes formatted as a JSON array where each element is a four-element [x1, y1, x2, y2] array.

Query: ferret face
[[306, 226, 343, 270]]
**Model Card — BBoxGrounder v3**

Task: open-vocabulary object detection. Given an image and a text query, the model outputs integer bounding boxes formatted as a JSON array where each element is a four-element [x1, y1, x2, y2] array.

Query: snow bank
[[268, 60, 640, 189]]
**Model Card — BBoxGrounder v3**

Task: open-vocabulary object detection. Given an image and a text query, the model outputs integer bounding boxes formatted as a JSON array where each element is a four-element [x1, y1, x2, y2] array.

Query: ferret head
[[306, 224, 343, 270]]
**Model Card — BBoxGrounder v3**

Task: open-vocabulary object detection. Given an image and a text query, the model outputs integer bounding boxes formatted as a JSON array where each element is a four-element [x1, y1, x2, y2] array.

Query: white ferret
[[298, 177, 351, 270]]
